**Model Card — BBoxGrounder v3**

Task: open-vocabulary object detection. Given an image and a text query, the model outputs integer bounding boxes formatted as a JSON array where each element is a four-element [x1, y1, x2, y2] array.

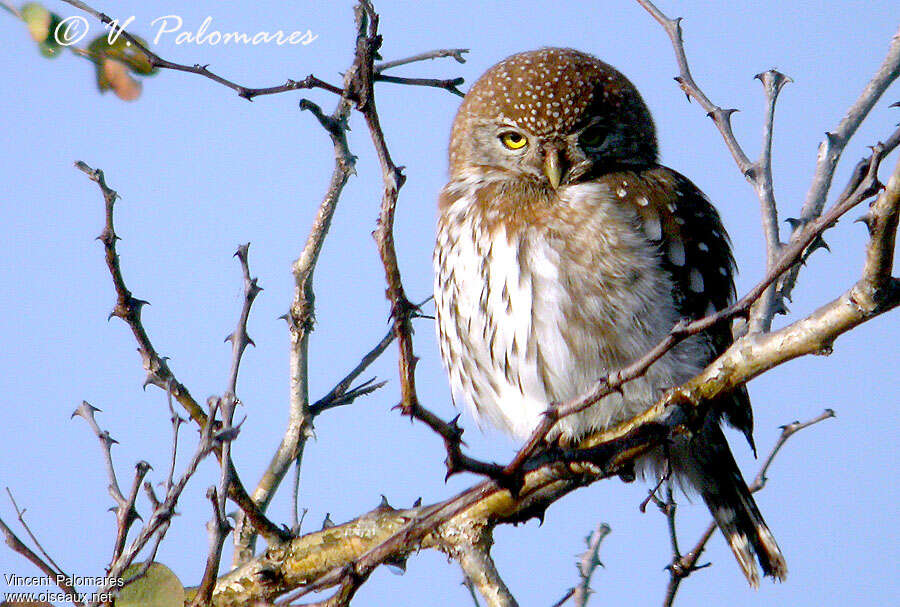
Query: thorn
[[378, 494, 393, 510], [806, 235, 831, 254], [784, 217, 803, 233], [72, 400, 102, 419], [412, 497, 422, 507], [321, 513, 334, 529]]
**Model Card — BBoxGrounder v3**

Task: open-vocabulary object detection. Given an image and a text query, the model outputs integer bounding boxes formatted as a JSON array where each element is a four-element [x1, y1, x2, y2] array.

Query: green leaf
[[21, 3, 63, 58], [117, 562, 184, 607], [88, 34, 158, 76]]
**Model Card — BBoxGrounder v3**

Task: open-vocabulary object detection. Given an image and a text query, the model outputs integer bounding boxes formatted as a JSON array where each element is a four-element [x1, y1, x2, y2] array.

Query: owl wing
[[637, 166, 755, 452]]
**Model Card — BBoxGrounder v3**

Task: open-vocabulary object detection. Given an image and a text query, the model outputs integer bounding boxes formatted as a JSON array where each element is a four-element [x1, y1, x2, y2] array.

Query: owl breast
[[434, 175, 708, 440]]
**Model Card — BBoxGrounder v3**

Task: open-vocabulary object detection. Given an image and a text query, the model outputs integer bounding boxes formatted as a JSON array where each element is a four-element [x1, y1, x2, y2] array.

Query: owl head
[[449, 48, 657, 188]]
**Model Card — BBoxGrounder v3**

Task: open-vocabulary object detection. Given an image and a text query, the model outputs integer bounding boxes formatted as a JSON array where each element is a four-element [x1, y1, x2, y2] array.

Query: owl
[[433, 48, 787, 587]]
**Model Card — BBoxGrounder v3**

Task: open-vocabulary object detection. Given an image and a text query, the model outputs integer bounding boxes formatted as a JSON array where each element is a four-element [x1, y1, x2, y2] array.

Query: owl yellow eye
[[499, 131, 528, 150], [580, 125, 606, 148]]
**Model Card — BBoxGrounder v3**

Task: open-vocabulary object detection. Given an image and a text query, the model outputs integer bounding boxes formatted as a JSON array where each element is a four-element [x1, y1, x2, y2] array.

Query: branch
[[374, 48, 468, 72], [60, 0, 346, 101], [502, 129, 893, 477], [634, 0, 753, 172], [452, 529, 518, 607], [73, 161, 288, 550], [224, 244, 262, 397], [780, 26, 900, 301], [231, 52, 359, 567], [662, 410, 836, 607], [374, 74, 465, 97], [570, 523, 611, 607], [748, 70, 792, 333], [0, 516, 82, 606]]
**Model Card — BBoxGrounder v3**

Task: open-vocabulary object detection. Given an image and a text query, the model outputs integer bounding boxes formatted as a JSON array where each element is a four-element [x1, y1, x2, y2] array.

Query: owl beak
[[543, 147, 566, 189]]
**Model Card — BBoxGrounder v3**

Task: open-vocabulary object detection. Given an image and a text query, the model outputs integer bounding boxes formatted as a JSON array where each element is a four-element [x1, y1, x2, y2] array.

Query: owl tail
[[684, 421, 788, 587]]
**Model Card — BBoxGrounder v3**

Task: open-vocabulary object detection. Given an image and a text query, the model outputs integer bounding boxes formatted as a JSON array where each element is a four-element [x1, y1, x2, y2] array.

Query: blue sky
[[1, 1, 898, 606]]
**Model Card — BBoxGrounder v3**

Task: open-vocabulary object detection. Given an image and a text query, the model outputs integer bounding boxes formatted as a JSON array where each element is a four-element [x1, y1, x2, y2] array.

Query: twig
[[634, 0, 753, 172], [231, 62, 358, 567], [308, 327, 394, 414], [71, 401, 149, 568], [1, 0, 20, 18], [191, 486, 233, 607], [98, 398, 223, 603], [375, 48, 468, 72], [374, 74, 465, 96], [781, 26, 900, 301], [748, 70, 792, 333], [571, 523, 611, 607], [662, 410, 836, 607], [73, 161, 288, 551], [0, 517, 82, 605], [225, 243, 262, 397], [5, 489, 68, 580], [61, 0, 346, 101]]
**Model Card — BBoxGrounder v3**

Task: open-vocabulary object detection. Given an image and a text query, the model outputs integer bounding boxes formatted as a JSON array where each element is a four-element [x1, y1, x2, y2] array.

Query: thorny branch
[[61, 0, 468, 100], [231, 3, 468, 566], [195, 247, 261, 606], [661, 410, 836, 607], [69, 398, 224, 605], [554, 522, 611, 607], [634, 1, 900, 332], [74, 161, 289, 547], [209, 49, 900, 607], [0, 515, 83, 606], [0, 490, 82, 605], [496, 6, 900, 483], [781, 28, 900, 302], [5, 2, 896, 606]]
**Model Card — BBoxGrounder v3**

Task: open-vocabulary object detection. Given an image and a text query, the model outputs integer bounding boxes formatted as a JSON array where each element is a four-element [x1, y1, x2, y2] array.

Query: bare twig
[[225, 243, 262, 397], [375, 48, 468, 72], [0, 517, 82, 605], [749, 70, 792, 333], [570, 523, 611, 607], [5, 489, 68, 581], [1, 0, 21, 18], [73, 161, 288, 552], [374, 74, 465, 96], [191, 487, 233, 607], [231, 72, 358, 567], [634, 0, 753, 173], [71, 401, 149, 567], [782, 27, 900, 297], [662, 410, 836, 606], [309, 327, 394, 414]]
